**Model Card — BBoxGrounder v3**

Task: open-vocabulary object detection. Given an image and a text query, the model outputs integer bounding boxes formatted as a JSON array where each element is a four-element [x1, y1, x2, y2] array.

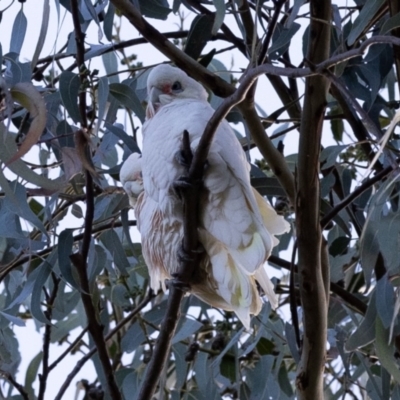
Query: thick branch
[[137, 288, 185, 399], [138, 131, 204, 399], [110, 0, 234, 97], [295, 1, 331, 399]]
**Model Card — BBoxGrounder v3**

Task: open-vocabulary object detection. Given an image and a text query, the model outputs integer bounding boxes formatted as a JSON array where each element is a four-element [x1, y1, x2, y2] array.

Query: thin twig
[[48, 327, 89, 372], [34, 31, 239, 86], [237, 0, 258, 60], [268, 255, 368, 316], [330, 84, 383, 172], [289, 240, 301, 350], [321, 165, 395, 229], [54, 292, 152, 400], [0, 218, 137, 281], [184, 0, 247, 56], [0, 370, 29, 400], [38, 274, 60, 400], [258, 0, 286, 64]]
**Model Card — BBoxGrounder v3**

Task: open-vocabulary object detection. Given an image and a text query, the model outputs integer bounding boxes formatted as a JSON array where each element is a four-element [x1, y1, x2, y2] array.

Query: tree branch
[[240, 100, 296, 203], [189, 68, 296, 202], [330, 84, 383, 172], [237, 0, 258, 60], [70, 1, 121, 398], [184, 0, 248, 57], [388, 0, 400, 93], [321, 165, 395, 229], [38, 275, 60, 400], [48, 327, 89, 372], [257, 0, 286, 65], [0, 370, 29, 400], [0, 218, 137, 281], [110, 0, 235, 97], [54, 292, 152, 400], [33, 31, 243, 83], [295, 1, 331, 398], [70, 252, 122, 400], [268, 255, 368, 316], [137, 289, 185, 399]]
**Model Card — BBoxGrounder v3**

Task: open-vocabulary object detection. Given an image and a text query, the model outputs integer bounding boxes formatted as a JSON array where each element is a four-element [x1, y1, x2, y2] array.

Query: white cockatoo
[[121, 64, 290, 329]]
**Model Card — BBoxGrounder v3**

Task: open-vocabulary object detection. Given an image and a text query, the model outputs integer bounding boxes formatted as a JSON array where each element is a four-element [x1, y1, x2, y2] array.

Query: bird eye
[[171, 81, 183, 92]]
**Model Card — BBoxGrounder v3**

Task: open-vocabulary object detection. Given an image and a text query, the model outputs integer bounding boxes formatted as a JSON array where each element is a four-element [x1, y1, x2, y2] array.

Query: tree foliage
[[0, 0, 400, 399]]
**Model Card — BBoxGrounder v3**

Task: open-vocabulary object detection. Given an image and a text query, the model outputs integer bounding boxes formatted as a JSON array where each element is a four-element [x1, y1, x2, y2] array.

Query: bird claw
[[174, 150, 210, 173], [193, 242, 205, 255], [173, 244, 206, 287], [174, 150, 192, 169], [174, 176, 194, 189], [169, 275, 191, 292], [177, 245, 196, 263], [177, 243, 205, 263], [173, 176, 194, 199]]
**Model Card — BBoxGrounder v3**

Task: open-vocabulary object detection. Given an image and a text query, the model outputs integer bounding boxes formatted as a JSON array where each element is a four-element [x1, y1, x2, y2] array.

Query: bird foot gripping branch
[[173, 129, 206, 201], [172, 129, 205, 288], [172, 175, 195, 192]]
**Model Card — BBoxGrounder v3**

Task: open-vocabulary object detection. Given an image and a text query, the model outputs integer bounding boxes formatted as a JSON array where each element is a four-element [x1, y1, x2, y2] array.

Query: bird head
[[146, 64, 208, 119], [120, 152, 143, 207]]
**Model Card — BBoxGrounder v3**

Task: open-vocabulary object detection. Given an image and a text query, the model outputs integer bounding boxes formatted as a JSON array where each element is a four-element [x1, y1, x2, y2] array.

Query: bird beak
[[146, 87, 163, 119]]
